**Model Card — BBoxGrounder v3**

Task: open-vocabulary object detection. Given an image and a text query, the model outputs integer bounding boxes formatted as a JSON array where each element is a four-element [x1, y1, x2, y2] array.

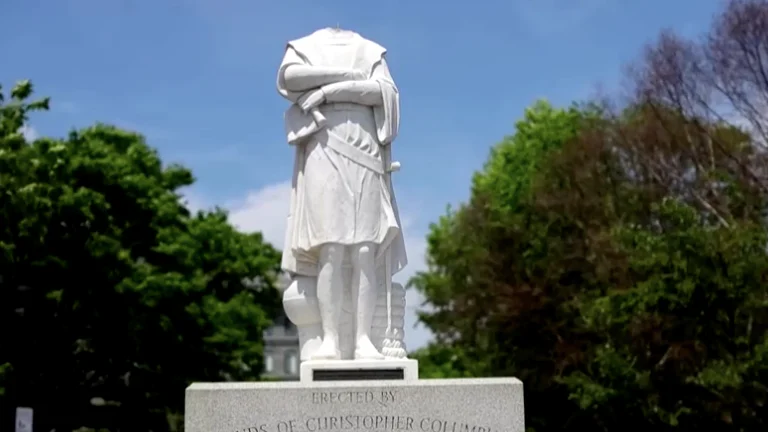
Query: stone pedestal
[[185, 378, 525, 432]]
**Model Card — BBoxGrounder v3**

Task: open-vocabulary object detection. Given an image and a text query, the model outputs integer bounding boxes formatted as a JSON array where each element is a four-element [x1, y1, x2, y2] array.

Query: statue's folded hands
[[322, 80, 384, 106], [296, 88, 326, 113], [296, 80, 385, 113], [282, 63, 366, 92]]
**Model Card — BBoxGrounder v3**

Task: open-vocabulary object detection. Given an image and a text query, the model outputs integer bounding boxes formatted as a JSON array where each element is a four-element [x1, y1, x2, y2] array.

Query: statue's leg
[[311, 243, 345, 360], [350, 242, 385, 360]]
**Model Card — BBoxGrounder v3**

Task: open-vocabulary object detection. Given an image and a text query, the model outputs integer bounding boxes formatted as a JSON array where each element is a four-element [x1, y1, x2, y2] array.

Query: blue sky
[[1, 0, 724, 350]]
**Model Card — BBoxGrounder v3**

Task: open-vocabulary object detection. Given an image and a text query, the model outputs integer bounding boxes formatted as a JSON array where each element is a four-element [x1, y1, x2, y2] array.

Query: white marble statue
[[276, 28, 408, 362]]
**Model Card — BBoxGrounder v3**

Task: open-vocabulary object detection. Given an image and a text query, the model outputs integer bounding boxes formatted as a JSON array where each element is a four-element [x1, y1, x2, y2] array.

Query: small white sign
[[15, 407, 33, 432]]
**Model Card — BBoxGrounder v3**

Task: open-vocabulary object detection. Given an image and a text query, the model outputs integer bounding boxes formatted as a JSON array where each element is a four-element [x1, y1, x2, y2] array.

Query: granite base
[[185, 378, 524, 432]]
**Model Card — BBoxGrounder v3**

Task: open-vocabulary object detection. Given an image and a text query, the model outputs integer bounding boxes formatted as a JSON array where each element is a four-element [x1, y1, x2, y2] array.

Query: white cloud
[[227, 180, 292, 247], [19, 124, 38, 141], [215, 180, 435, 350], [179, 188, 209, 214]]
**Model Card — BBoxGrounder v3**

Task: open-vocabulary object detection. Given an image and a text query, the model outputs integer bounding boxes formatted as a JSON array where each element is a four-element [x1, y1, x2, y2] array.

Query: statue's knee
[[320, 243, 344, 264], [356, 243, 375, 263]]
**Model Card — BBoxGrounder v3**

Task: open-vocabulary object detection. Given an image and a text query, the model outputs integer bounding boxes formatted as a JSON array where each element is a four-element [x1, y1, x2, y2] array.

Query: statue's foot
[[354, 337, 385, 360], [311, 340, 341, 360]]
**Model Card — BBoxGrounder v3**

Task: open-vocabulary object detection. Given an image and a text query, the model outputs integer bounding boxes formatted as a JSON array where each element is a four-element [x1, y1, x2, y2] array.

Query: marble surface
[[275, 28, 408, 362]]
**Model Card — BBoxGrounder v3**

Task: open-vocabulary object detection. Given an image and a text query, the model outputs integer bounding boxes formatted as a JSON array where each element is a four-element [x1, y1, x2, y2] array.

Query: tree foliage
[[0, 81, 282, 431], [412, 1, 768, 431], [560, 199, 768, 430], [412, 101, 599, 430]]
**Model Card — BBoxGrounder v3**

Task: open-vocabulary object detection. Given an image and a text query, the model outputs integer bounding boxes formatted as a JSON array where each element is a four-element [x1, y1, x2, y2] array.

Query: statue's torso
[[295, 31, 381, 154], [311, 39, 360, 69], [290, 29, 382, 76]]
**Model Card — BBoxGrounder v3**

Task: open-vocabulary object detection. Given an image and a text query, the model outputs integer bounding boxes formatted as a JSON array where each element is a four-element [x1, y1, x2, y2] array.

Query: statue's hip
[[312, 104, 382, 171]]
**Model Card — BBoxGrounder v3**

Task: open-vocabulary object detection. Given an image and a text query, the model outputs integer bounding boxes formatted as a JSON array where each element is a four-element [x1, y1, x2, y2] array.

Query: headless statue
[[277, 28, 407, 360]]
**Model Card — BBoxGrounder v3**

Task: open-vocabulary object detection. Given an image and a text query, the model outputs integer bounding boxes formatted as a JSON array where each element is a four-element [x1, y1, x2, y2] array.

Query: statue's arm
[[321, 80, 384, 106], [282, 64, 366, 92], [319, 58, 396, 106]]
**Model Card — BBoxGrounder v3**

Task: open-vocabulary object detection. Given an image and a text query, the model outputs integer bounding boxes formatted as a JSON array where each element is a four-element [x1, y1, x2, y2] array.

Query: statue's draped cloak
[[277, 29, 407, 278]]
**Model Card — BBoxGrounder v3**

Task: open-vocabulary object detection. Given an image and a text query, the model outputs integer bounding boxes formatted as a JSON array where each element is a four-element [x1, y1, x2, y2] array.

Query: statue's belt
[[325, 129, 386, 175]]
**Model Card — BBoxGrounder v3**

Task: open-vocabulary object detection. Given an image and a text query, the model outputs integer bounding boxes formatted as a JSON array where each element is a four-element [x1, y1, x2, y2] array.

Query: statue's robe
[[276, 28, 407, 278]]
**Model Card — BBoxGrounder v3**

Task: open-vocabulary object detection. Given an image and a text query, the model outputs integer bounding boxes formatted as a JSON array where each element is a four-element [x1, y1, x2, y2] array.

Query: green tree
[[0, 81, 282, 431], [411, 101, 599, 431], [414, 101, 768, 432], [560, 199, 768, 431], [555, 1, 768, 428], [412, 3, 768, 430], [412, 345, 476, 379]]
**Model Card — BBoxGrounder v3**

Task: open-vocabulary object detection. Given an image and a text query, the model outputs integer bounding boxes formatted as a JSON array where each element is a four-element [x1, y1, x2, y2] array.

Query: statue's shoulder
[[360, 37, 386, 55], [287, 30, 387, 63], [287, 33, 314, 49], [284, 35, 311, 57], [357, 37, 387, 65]]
